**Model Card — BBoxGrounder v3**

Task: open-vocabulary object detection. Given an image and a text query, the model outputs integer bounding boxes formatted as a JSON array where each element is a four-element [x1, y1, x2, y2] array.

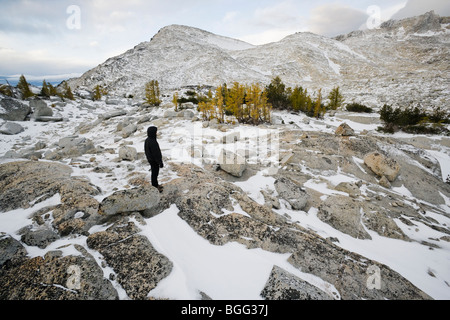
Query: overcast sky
[[0, 0, 449, 81]]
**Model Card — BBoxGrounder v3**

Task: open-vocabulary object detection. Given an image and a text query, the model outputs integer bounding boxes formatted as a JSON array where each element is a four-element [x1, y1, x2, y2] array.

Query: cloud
[[2, 0, 448, 80], [0, 0, 68, 35], [239, 28, 301, 45], [251, 1, 301, 29], [392, 0, 450, 19], [0, 48, 91, 76], [223, 11, 239, 23], [227, 0, 307, 45], [308, 3, 369, 37]]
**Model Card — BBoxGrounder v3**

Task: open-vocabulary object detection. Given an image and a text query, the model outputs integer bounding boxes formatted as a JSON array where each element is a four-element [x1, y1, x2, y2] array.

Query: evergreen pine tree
[[327, 86, 344, 110], [63, 82, 74, 100], [313, 89, 325, 119], [290, 86, 308, 113], [145, 80, 161, 106], [0, 82, 13, 97], [214, 86, 225, 123], [265, 76, 289, 109], [226, 82, 245, 123], [48, 83, 58, 96], [17, 75, 34, 99], [40, 80, 50, 97], [93, 85, 108, 101], [172, 92, 179, 111]]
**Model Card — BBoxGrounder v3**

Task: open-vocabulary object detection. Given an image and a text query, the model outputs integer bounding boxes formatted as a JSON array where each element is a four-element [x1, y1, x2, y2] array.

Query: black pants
[[150, 162, 160, 188]]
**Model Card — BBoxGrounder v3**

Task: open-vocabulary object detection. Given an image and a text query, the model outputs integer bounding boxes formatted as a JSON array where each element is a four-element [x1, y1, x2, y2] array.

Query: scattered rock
[[261, 190, 281, 209], [99, 110, 127, 120], [0, 98, 31, 121], [164, 109, 195, 119], [334, 181, 361, 198], [180, 102, 195, 109], [218, 149, 247, 177], [86, 218, 172, 300], [182, 109, 195, 119], [364, 152, 400, 182], [0, 161, 103, 237], [20, 227, 61, 249], [274, 177, 309, 211], [280, 152, 295, 166], [318, 195, 371, 240], [119, 146, 138, 161], [222, 132, 240, 144], [105, 98, 122, 105], [122, 123, 137, 138], [0, 161, 70, 212], [335, 123, 355, 136], [261, 266, 334, 300], [271, 115, 284, 125], [362, 210, 409, 241], [0, 122, 24, 135], [163, 110, 178, 118], [0, 242, 119, 300], [34, 115, 64, 122], [378, 175, 392, 188], [58, 136, 96, 157], [0, 234, 27, 267], [98, 187, 160, 216], [289, 238, 431, 300], [30, 99, 53, 119], [34, 141, 47, 150]]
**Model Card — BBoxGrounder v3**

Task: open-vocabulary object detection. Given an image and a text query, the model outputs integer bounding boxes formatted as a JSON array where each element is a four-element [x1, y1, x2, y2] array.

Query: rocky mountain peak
[[152, 24, 255, 51], [381, 10, 444, 34], [67, 12, 449, 109]]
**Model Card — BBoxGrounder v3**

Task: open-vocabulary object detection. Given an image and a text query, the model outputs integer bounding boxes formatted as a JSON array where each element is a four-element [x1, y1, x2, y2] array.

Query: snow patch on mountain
[[67, 11, 449, 110]]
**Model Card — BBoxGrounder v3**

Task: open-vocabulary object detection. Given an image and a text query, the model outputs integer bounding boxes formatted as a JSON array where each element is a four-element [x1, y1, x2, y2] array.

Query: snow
[[0, 96, 449, 300], [66, 20, 450, 110], [323, 51, 341, 75], [0, 194, 61, 237], [272, 201, 450, 300], [1, 14, 449, 301], [426, 149, 450, 182], [234, 171, 276, 205], [141, 204, 339, 300], [204, 34, 255, 52]]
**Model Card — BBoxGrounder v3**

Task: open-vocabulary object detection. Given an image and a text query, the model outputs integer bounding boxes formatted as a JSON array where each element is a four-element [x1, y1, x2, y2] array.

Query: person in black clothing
[[144, 126, 164, 192]]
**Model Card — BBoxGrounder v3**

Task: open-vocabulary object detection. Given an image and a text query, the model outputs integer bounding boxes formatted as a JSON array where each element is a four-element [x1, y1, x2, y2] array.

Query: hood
[[147, 126, 158, 139]]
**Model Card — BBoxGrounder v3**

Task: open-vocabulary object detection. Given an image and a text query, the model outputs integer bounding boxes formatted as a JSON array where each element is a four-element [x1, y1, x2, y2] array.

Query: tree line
[[144, 77, 345, 126], [0, 75, 74, 100]]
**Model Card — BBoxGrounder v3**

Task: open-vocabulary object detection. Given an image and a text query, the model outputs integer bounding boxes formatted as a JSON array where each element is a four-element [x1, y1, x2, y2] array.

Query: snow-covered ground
[[1, 98, 449, 300]]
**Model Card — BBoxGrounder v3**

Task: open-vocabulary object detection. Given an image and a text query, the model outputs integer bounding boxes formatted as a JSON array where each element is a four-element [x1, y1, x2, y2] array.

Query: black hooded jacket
[[145, 127, 163, 167]]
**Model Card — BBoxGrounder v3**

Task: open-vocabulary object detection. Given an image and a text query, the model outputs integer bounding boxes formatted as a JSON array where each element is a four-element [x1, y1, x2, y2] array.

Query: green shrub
[[379, 104, 449, 135], [346, 103, 373, 113], [93, 85, 108, 101]]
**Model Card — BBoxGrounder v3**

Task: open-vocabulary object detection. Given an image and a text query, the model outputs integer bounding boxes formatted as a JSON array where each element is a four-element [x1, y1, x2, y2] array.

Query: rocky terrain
[[0, 88, 449, 300], [67, 11, 450, 110], [0, 11, 449, 301]]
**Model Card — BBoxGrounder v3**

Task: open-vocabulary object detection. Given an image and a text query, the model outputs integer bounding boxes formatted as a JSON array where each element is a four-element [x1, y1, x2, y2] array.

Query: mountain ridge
[[67, 11, 449, 109]]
